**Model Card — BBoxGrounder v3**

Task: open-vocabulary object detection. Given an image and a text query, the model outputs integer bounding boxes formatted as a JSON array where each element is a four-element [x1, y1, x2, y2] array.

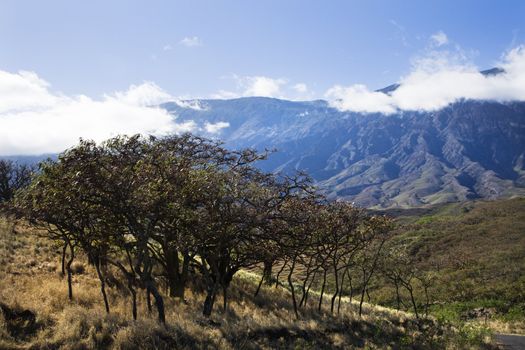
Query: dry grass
[[0, 218, 497, 349], [484, 319, 525, 335]]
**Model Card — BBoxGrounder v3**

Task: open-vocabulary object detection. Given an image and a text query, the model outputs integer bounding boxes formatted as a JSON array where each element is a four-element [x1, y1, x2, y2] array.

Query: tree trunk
[[220, 270, 234, 313], [94, 258, 110, 314], [348, 273, 353, 301], [407, 286, 419, 319], [287, 258, 299, 319], [359, 268, 366, 316], [331, 266, 340, 314], [66, 242, 74, 301], [263, 260, 273, 285], [169, 280, 186, 300], [146, 287, 152, 313], [359, 239, 386, 317], [61, 243, 67, 277], [223, 285, 228, 312], [166, 248, 189, 300], [318, 269, 327, 312], [274, 261, 287, 288], [394, 280, 401, 310], [254, 273, 264, 297], [147, 281, 165, 324], [299, 256, 314, 308], [129, 284, 137, 321], [304, 270, 317, 306], [422, 283, 430, 317], [298, 273, 310, 308], [203, 282, 218, 317], [337, 267, 347, 315]]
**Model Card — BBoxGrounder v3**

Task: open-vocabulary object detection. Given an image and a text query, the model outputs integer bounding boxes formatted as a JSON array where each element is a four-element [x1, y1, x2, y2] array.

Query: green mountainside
[[372, 198, 525, 330]]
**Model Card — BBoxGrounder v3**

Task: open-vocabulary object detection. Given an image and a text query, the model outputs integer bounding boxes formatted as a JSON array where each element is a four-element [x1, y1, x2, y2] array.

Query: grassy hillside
[[0, 217, 496, 349], [373, 198, 525, 333]]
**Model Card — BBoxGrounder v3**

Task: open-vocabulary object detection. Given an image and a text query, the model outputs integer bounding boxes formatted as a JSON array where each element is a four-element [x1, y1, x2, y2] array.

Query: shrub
[[71, 261, 85, 275]]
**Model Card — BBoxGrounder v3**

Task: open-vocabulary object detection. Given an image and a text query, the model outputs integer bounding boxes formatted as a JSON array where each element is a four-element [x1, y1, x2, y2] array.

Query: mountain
[[2, 154, 56, 165], [161, 94, 525, 208]]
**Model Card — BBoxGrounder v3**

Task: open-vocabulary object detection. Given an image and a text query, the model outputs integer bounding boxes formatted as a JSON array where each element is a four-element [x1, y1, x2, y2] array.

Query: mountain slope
[[374, 197, 525, 332], [162, 98, 525, 208]]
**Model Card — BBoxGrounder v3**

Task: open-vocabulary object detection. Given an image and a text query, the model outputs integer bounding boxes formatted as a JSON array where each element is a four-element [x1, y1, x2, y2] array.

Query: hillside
[[0, 217, 495, 349], [162, 97, 525, 208], [372, 197, 525, 332]]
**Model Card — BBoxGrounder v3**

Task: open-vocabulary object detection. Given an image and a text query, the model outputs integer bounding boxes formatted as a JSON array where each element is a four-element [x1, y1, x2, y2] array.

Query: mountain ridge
[[162, 93, 525, 208], [4, 68, 524, 209]]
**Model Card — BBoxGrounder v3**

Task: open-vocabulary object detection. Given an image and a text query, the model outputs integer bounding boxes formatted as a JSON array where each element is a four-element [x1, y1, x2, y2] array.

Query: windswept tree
[[0, 160, 35, 236], [380, 244, 438, 319], [322, 202, 365, 314], [130, 134, 228, 301], [271, 196, 321, 318], [0, 160, 34, 205], [16, 153, 111, 308], [74, 135, 169, 323], [15, 132, 395, 324], [280, 201, 392, 317], [189, 154, 311, 316], [17, 137, 166, 322]]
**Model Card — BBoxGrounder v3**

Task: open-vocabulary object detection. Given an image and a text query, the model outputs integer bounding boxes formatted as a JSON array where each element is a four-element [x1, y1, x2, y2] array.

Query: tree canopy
[[16, 133, 394, 321]]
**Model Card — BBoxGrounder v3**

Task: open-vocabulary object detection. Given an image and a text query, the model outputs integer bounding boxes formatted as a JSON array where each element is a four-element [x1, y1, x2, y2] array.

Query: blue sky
[[1, 0, 524, 98], [1, 1, 525, 155]]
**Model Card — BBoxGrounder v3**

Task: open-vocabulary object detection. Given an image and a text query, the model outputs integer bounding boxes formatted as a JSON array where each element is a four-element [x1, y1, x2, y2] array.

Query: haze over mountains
[[162, 72, 525, 208]]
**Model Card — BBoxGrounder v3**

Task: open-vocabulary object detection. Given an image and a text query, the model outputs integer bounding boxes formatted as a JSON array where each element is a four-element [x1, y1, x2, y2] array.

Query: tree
[[189, 156, 305, 316], [354, 215, 393, 316], [15, 132, 395, 325], [381, 245, 421, 318], [322, 202, 365, 314], [0, 160, 34, 204]]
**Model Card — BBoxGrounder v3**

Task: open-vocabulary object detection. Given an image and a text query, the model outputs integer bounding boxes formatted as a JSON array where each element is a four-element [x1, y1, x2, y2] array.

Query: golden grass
[[0, 218, 497, 349], [484, 319, 525, 335]]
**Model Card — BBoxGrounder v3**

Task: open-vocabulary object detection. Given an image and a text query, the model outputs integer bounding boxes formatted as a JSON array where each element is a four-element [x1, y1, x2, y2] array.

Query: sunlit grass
[[0, 218, 498, 349]]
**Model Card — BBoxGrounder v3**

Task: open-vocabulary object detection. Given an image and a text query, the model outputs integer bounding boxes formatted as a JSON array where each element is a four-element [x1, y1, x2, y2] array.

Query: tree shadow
[[0, 302, 42, 341]]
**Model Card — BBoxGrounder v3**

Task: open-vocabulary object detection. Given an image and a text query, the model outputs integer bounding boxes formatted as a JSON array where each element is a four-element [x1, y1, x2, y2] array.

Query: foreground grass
[[0, 218, 497, 349]]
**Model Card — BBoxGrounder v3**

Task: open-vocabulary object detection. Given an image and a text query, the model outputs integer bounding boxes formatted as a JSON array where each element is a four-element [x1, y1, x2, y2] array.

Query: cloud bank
[[0, 72, 194, 156], [326, 44, 525, 114], [3, 38, 525, 156], [212, 75, 313, 100]]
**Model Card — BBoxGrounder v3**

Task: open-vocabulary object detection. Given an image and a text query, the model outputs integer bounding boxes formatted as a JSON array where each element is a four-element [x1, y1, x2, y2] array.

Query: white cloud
[[180, 36, 202, 47], [109, 82, 172, 106], [0, 70, 196, 156], [242, 76, 287, 97], [163, 44, 173, 51], [326, 45, 525, 114], [212, 75, 288, 99], [0, 70, 58, 113], [204, 121, 230, 134], [293, 83, 308, 94], [430, 31, 449, 47], [325, 85, 396, 114], [174, 120, 198, 133], [213, 74, 316, 100], [174, 99, 209, 111]]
